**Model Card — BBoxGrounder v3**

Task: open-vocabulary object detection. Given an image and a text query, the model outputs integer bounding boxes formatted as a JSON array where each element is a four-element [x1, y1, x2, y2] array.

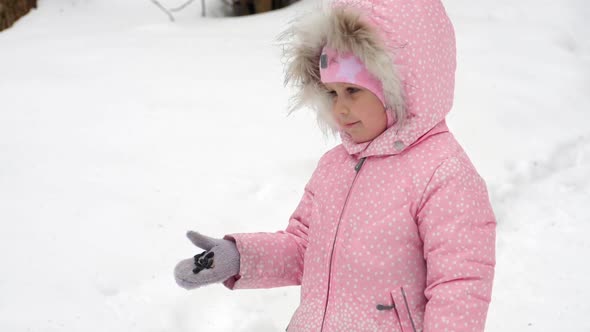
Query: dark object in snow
[[192, 250, 215, 274], [151, 0, 298, 21], [231, 0, 298, 16], [0, 0, 37, 32]]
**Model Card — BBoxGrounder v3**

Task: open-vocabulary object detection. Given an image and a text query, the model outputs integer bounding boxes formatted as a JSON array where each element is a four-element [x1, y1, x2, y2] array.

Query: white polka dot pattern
[[223, 127, 496, 332], [221, 1, 496, 331]]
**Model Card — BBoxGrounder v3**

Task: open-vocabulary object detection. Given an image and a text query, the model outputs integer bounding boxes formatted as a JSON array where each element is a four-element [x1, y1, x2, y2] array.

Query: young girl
[[174, 1, 496, 331]]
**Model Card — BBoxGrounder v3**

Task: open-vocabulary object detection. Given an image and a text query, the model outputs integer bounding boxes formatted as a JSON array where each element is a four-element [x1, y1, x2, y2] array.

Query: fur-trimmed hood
[[281, 0, 457, 157]]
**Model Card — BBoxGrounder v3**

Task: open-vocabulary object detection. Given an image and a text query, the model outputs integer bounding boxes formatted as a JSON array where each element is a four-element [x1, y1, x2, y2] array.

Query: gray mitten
[[174, 231, 240, 290]]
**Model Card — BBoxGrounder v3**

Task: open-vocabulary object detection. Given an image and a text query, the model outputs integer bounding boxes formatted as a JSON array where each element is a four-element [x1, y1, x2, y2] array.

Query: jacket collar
[[341, 120, 450, 158]]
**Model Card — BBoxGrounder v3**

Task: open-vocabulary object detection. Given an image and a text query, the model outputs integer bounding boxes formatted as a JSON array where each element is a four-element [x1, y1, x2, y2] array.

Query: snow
[[0, 0, 589, 331]]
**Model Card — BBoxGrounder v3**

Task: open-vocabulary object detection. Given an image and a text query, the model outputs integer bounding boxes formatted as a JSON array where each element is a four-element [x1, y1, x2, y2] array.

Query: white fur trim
[[278, 6, 406, 134]]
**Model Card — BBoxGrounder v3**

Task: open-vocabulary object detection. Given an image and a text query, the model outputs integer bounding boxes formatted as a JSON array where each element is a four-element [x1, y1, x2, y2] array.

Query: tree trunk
[[0, 0, 37, 32]]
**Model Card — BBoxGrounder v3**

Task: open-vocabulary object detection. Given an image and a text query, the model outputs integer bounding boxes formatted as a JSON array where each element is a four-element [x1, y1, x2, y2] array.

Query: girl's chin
[[345, 129, 386, 143], [348, 133, 371, 143]]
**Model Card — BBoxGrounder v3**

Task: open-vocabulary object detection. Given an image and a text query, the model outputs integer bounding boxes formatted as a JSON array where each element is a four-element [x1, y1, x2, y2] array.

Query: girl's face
[[324, 82, 387, 143]]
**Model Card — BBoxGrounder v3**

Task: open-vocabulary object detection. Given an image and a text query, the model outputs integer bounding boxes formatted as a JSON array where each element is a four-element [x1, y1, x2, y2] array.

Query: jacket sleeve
[[417, 153, 496, 332], [221, 174, 316, 290]]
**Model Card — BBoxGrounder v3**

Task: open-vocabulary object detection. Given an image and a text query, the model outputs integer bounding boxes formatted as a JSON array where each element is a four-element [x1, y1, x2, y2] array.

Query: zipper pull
[[376, 304, 395, 311], [354, 157, 366, 172]]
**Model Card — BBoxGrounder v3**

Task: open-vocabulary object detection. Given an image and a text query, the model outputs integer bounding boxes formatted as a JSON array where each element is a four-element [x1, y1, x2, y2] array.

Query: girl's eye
[[346, 87, 360, 94], [327, 90, 337, 97]]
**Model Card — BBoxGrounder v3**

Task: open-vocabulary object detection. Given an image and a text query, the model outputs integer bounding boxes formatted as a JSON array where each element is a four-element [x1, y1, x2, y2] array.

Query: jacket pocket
[[390, 287, 418, 332]]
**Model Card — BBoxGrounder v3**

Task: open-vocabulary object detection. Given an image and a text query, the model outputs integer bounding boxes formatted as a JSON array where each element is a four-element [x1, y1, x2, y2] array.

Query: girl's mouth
[[343, 121, 360, 129]]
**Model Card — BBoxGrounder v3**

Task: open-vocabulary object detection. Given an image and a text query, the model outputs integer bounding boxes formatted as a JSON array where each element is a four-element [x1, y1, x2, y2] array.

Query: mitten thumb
[[186, 231, 218, 250]]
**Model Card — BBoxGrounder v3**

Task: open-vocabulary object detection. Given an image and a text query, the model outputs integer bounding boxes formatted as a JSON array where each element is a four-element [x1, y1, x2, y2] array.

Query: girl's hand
[[174, 231, 240, 290]]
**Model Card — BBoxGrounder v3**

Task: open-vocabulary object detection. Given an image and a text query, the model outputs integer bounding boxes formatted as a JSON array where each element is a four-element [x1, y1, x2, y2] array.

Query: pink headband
[[319, 46, 386, 106]]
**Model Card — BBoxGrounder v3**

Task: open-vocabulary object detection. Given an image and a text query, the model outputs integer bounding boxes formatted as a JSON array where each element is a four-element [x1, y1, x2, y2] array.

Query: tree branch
[[150, 0, 175, 21], [169, 0, 196, 12]]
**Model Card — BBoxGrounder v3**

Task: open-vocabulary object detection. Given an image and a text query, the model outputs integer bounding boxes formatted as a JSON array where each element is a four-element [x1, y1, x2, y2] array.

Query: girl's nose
[[334, 99, 350, 115]]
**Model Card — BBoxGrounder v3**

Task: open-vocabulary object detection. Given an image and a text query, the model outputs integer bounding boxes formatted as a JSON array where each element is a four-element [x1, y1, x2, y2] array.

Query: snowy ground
[[0, 0, 589, 331]]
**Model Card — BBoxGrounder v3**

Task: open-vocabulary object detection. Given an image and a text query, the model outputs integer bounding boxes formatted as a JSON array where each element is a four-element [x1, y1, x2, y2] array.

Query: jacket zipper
[[401, 287, 417, 332], [319, 157, 367, 332]]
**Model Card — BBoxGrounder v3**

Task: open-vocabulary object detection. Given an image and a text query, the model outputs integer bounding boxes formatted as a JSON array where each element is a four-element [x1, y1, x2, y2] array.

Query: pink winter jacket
[[223, 1, 496, 331]]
